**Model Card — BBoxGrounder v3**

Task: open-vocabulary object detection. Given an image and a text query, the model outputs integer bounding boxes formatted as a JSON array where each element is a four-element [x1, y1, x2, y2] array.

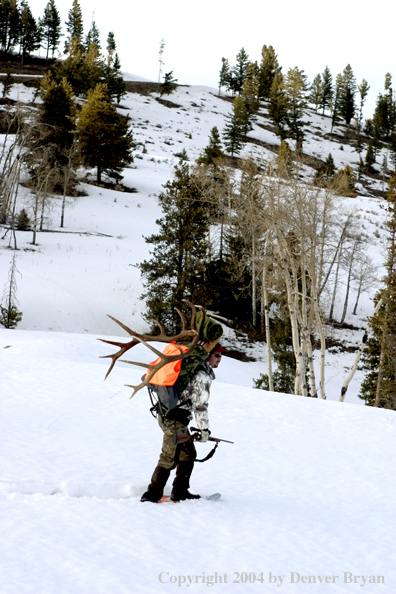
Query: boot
[[140, 465, 171, 502], [171, 460, 200, 501]]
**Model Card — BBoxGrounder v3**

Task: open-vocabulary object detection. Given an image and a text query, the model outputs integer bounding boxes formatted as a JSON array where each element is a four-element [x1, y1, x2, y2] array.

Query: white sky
[[29, 0, 395, 119]]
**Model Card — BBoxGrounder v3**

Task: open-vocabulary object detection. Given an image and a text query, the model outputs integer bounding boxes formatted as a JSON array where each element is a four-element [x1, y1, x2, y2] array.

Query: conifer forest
[[1, 0, 396, 409]]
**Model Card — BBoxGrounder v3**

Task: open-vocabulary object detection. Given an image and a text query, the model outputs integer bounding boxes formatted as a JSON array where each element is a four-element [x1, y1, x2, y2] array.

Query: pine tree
[[309, 74, 323, 112], [268, 71, 289, 140], [355, 79, 369, 153], [19, 0, 41, 60], [276, 139, 293, 174], [359, 174, 396, 409], [365, 141, 376, 172], [242, 62, 259, 115], [160, 71, 177, 96], [64, 0, 83, 53], [258, 44, 281, 100], [2, 68, 14, 98], [331, 73, 343, 132], [85, 19, 101, 51], [16, 208, 30, 230], [0, 253, 22, 329], [223, 95, 248, 156], [81, 42, 105, 93], [284, 66, 308, 150], [76, 82, 133, 183], [230, 47, 250, 94], [140, 159, 210, 331], [40, 0, 61, 58], [197, 126, 224, 166], [218, 57, 230, 96], [339, 64, 357, 127], [40, 73, 76, 150], [0, 0, 21, 53], [314, 153, 336, 184], [104, 50, 125, 104], [106, 31, 116, 64], [320, 65, 333, 114]]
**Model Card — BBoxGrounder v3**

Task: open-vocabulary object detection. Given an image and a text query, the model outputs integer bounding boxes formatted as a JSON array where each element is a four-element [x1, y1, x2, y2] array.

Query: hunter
[[140, 340, 226, 503]]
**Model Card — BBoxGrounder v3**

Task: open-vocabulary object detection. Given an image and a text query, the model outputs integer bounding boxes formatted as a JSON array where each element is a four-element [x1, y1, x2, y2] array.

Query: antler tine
[[174, 307, 187, 330], [122, 343, 192, 398], [107, 314, 137, 337], [100, 303, 205, 390], [154, 320, 166, 334], [97, 337, 139, 379]]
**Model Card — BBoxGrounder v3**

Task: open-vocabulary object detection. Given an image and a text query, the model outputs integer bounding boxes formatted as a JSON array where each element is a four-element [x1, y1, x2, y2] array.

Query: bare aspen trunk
[[252, 232, 257, 327], [340, 245, 356, 324], [329, 236, 344, 320], [262, 235, 273, 391], [340, 298, 383, 402]]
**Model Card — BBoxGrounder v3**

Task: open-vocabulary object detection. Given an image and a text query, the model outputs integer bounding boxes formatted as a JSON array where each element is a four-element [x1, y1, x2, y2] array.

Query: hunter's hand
[[199, 429, 210, 443]]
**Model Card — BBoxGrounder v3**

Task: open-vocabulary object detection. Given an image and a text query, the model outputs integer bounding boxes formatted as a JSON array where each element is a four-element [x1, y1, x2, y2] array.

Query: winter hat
[[211, 343, 227, 355]]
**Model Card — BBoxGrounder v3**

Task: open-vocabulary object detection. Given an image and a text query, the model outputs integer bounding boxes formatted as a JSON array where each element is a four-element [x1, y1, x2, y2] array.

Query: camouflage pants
[[157, 416, 197, 470]]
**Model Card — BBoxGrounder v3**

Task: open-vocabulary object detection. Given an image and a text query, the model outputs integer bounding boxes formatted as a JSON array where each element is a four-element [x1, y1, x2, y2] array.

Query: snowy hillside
[[1, 330, 395, 594], [1, 77, 395, 593], [0, 77, 389, 405]]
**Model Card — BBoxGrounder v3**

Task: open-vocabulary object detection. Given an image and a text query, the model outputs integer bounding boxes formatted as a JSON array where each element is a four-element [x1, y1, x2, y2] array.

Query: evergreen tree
[[230, 47, 250, 94], [106, 31, 116, 64], [76, 82, 133, 183], [359, 175, 396, 409], [1, 68, 14, 97], [331, 73, 343, 132], [0, 0, 21, 53], [40, 0, 61, 58], [197, 126, 224, 166], [258, 44, 281, 100], [104, 50, 125, 103], [64, 0, 83, 53], [160, 71, 177, 96], [242, 61, 259, 115], [81, 41, 104, 92], [223, 95, 248, 156], [284, 66, 308, 150], [355, 79, 369, 153], [320, 65, 333, 114], [268, 71, 289, 140], [0, 253, 22, 329], [339, 64, 357, 127], [309, 74, 323, 112], [85, 19, 101, 51], [218, 57, 230, 96], [314, 153, 336, 184], [365, 140, 376, 172], [276, 139, 293, 175], [16, 208, 30, 230], [140, 159, 210, 331], [19, 0, 41, 60]]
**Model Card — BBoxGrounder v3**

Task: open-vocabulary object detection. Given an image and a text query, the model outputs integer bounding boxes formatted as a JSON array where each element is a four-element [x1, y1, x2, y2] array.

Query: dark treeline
[[219, 46, 396, 172]]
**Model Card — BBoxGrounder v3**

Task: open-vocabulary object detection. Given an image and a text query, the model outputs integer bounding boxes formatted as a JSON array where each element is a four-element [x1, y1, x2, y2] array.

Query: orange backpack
[[144, 342, 188, 386]]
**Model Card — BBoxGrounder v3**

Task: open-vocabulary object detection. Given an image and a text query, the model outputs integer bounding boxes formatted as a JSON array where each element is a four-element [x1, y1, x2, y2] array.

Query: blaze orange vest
[[145, 342, 188, 386]]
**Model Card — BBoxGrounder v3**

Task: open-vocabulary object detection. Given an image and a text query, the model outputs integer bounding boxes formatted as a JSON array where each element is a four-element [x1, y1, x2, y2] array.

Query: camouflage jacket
[[178, 361, 215, 430]]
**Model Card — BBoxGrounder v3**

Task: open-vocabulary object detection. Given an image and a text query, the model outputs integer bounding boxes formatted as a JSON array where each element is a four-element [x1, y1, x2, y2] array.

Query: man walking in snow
[[140, 343, 226, 503]]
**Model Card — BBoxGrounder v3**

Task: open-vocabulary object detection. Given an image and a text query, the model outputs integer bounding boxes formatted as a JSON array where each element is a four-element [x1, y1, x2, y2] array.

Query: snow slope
[[1, 330, 395, 593], [0, 80, 389, 405]]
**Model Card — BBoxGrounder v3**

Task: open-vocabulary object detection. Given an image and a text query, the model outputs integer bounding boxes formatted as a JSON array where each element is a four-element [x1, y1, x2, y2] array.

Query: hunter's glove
[[199, 429, 210, 443]]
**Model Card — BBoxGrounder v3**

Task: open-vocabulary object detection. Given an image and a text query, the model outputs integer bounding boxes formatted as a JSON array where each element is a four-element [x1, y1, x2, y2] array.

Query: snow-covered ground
[[1, 330, 395, 593], [0, 79, 388, 403], [1, 76, 395, 593]]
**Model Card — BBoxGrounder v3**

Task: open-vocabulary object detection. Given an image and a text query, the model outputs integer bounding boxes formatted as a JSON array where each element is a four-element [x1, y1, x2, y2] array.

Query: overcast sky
[[29, 0, 395, 119]]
